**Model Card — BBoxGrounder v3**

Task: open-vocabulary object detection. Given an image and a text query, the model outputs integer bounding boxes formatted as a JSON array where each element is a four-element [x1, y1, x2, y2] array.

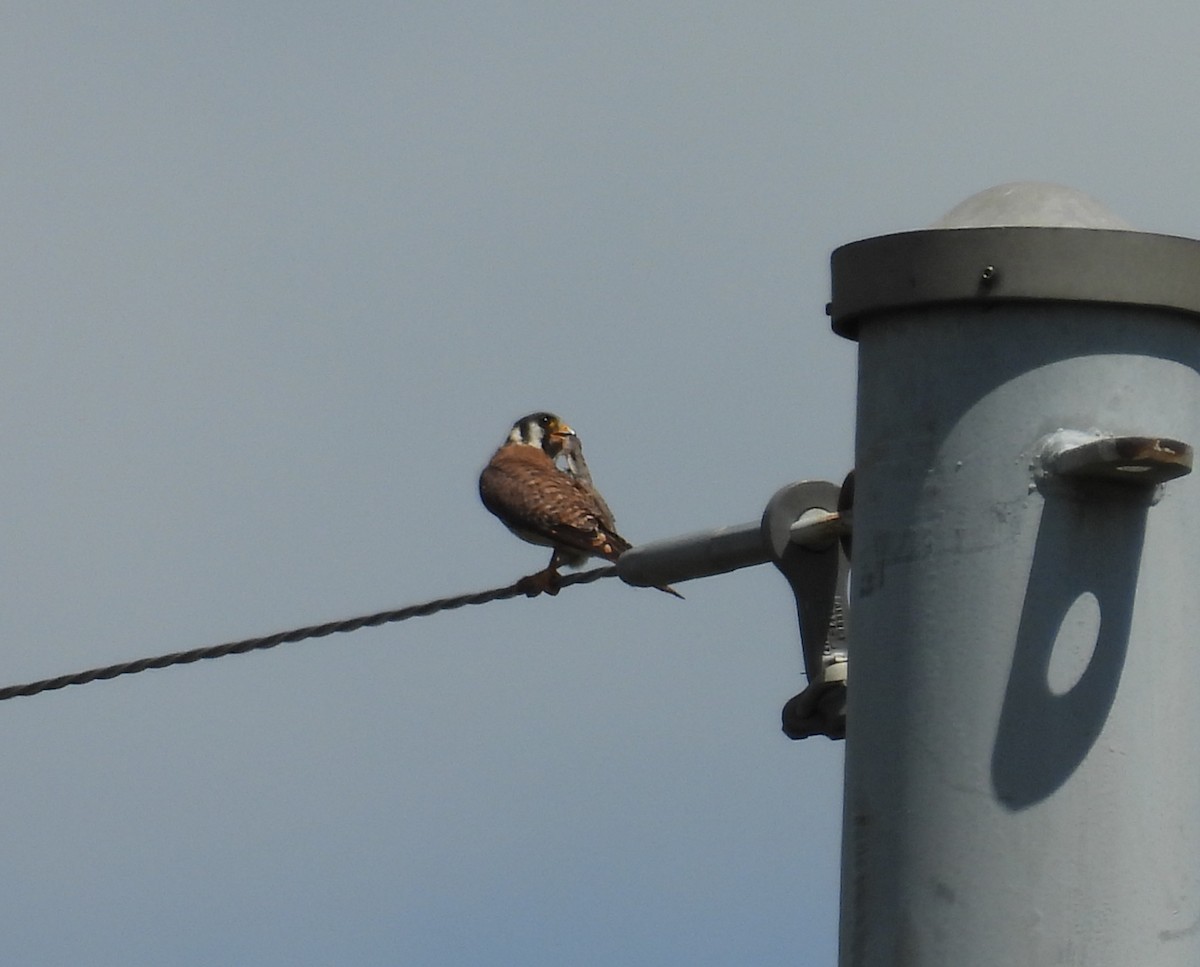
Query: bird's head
[[507, 412, 576, 457]]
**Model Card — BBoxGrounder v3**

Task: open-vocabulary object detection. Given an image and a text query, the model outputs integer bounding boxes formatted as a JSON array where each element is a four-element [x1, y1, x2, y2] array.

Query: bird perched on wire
[[479, 412, 682, 598]]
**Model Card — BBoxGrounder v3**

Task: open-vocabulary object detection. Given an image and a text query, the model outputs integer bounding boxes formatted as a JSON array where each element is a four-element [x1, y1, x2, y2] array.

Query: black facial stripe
[[513, 412, 561, 451]]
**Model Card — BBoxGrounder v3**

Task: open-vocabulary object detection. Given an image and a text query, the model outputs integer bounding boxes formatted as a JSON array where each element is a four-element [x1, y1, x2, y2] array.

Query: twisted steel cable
[[0, 566, 618, 703]]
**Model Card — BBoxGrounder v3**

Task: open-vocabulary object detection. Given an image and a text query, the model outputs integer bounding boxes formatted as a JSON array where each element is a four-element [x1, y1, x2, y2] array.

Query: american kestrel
[[479, 412, 681, 598]]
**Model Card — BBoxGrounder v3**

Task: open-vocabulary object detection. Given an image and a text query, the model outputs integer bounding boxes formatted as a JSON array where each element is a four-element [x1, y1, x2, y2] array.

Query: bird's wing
[[558, 434, 618, 531], [480, 449, 631, 560]]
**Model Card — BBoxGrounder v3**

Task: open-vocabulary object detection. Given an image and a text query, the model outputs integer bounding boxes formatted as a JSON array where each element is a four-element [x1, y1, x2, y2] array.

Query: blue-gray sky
[[2, 3, 1197, 964]]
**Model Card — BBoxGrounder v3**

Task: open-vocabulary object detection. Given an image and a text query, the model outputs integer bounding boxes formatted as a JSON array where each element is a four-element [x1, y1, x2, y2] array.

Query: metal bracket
[[616, 474, 855, 740], [1036, 430, 1193, 487], [762, 477, 853, 741]]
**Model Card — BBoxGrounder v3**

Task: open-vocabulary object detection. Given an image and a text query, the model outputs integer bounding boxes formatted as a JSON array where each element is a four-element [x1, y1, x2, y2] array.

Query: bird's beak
[[548, 422, 576, 455]]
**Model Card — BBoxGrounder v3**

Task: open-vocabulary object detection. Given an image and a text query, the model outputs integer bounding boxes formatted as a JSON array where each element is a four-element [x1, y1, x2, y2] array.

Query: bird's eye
[[540, 415, 553, 427]]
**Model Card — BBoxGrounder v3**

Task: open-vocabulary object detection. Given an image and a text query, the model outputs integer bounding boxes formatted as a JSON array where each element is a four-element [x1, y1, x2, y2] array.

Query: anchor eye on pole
[[1035, 430, 1193, 488]]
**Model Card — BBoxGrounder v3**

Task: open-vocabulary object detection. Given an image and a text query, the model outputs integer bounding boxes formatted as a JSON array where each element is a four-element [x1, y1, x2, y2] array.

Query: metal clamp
[[763, 476, 853, 740], [1036, 430, 1193, 487], [616, 473, 855, 741]]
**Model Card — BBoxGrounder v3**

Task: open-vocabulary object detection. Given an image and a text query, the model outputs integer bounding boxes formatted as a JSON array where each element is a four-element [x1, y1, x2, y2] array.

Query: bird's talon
[[517, 569, 560, 598], [516, 574, 543, 597]]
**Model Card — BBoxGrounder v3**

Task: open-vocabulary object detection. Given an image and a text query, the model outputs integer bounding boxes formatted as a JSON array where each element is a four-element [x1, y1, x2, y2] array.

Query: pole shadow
[[991, 484, 1150, 810]]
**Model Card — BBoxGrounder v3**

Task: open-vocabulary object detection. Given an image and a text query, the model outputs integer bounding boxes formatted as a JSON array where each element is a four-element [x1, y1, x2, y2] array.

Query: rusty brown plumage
[[479, 412, 681, 598], [479, 442, 629, 563]]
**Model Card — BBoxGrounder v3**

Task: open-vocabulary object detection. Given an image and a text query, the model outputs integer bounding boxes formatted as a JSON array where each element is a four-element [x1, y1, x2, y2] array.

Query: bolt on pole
[[828, 182, 1200, 966]]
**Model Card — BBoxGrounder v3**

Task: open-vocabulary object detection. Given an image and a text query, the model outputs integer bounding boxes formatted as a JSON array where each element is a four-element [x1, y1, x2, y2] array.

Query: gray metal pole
[[830, 183, 1200, 966]]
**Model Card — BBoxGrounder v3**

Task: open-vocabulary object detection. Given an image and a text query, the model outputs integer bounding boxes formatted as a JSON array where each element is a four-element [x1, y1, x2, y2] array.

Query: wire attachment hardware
[[1036, 430, 1193, 487], [618, 474, 854, 740], [763, 477, 853, 741]]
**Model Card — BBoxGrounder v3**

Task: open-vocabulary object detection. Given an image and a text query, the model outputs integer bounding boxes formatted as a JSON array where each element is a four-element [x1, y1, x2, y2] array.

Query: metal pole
[[830, 182, 1200, 966]]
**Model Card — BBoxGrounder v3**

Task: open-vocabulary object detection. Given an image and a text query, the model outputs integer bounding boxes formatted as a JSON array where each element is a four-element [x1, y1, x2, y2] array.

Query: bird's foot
[[517, 567, 561, 598]]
